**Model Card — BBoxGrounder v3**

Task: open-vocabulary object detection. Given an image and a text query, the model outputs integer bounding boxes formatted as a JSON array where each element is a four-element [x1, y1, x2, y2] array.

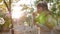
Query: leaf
[[58, 11, 60, 16], [0, 4, 7, 13], [3, 16, 11, 28], [30, 8, 34, 13], [21, 4, 31, 11], [58, 5, 60, 9]]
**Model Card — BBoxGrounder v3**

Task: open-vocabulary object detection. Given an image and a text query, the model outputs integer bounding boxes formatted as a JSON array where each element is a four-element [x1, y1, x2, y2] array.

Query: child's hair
[[37, 1, 48, 11]]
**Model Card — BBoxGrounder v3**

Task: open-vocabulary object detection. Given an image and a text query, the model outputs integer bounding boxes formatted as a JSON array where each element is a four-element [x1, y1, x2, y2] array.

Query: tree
[[0, 0, 12, 32]]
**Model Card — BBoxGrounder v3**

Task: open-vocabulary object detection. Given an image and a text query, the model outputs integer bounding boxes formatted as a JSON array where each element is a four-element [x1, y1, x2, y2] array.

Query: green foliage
[[50, 0, 60, 25], [0, 14, 3, 17], [3, 16, 11, 28], [0, 13, 11, 28], [0, 0, 11, 28], [51, 1, 60, 17], [29, 8, 34, 13]]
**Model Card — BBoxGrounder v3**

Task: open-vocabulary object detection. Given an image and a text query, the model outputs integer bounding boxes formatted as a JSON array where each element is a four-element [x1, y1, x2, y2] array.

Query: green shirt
[[35, 12, 47, 25]]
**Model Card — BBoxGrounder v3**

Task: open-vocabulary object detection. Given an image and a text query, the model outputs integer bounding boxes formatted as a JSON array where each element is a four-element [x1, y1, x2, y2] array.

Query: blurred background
[[0, 0, 60, 34]]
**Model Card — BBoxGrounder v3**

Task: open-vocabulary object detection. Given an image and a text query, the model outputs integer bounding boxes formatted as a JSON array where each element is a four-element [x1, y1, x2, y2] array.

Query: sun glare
[[11, 6, 22, 19]]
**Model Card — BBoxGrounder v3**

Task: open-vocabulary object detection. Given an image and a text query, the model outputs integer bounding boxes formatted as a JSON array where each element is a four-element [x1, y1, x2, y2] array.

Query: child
[[33, 1, 55, 34], [33, 1, 49, 27]]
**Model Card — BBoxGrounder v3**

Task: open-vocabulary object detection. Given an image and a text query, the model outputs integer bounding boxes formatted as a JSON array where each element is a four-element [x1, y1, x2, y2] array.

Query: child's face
[[37, 7, 43, 13]]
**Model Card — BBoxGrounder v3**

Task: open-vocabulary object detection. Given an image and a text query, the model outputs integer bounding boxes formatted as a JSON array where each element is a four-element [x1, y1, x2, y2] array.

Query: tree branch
[[3, 0, 10, 11]]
